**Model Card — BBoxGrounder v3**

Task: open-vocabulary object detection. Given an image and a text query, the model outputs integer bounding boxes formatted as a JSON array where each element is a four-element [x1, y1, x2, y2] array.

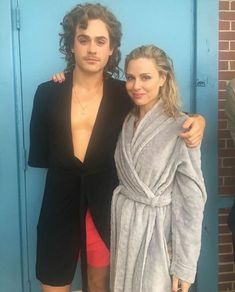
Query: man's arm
[[51, 71, 206, 148], [225, 79, 235, 144], [180, 115, 206, 148]]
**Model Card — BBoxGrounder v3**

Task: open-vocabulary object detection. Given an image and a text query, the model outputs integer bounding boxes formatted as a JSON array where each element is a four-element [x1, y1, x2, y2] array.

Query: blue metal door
[[3, 0, 218, 291]]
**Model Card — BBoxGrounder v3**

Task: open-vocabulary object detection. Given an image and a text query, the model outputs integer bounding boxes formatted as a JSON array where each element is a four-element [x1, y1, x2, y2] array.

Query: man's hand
[[52, 72, 65, 83], [180, 114, 206, 148], [172, 275, 191, 292]]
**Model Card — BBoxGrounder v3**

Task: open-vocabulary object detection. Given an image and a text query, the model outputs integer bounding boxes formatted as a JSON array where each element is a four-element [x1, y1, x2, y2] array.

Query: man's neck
[[73, 67, 104, 92]]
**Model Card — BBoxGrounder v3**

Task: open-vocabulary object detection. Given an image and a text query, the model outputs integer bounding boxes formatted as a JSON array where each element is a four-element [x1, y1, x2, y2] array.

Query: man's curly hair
[[59, 3, 122, 78]]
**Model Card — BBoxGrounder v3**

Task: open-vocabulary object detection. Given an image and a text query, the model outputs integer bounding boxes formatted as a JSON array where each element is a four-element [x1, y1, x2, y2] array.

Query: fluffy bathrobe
[[110, 101, 207, 292]]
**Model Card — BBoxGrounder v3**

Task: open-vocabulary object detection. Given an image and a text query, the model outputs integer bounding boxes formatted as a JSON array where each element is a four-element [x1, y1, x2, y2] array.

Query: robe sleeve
[[28, 85, 49, 168], [225, 79, 235, 144], [170, 140, 207, 283]]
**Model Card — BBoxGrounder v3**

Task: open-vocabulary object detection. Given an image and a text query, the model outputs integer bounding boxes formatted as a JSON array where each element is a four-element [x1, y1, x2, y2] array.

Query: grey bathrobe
[[110, 101, 206, 292]]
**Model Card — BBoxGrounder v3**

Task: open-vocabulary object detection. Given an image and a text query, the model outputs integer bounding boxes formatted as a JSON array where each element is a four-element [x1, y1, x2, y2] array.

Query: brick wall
[[219, 209, 235, 291], [219, 2, 235, 194], [219, 1, 235, 291]]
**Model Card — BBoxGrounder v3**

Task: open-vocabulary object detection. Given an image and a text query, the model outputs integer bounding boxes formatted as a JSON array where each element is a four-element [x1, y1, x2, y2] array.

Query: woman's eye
[[126, 76, 134, 81], [142, 75, 151, 81]]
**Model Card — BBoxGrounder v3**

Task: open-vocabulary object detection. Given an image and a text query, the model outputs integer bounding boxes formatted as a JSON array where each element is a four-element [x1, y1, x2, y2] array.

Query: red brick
[[219, 282, 232, 291], [219, 177, 224, 186], [219, 244, 233, 253], [227, 139, 235, 148], [230, 61, 235, 69], [232, 1, 235, 10], [219, 263, 234, 273], [219, 99, 227, 109], [224, 176, 235, 185], [220, 208, 231, 214], [219, 167, 235, 176], [219, 234, 233, 244], [219, 214, 229, 224], [219, 80, 228, 90], [219, 149, 235, 157], [220, 12, 235, 20], [219, 139, 226, 148], [220, 70, 235, 81], [220, 31, 235, 41], [220, 20, 231, 30], [219, 272, 235, 281], [219, 130, 232, 139], [224, 158, 235, 166], [219, 224, 231, 233], [219, 157, 223, 168], [232, 21, 235, 30], [219, 91, 228, 100], [220, 41, 230, 51], [219, 120, 228, 129], [219, 253, 234, 263], [219, 110, 227, 119], [219, 61, 229, 70], [219, 185, 235, 195], [220, 1, 230, 10], [231, 41, 235, 50]]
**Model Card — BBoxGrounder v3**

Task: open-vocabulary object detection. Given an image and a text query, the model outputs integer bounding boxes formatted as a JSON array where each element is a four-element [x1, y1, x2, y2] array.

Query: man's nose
[[87, 41, 97, 54]]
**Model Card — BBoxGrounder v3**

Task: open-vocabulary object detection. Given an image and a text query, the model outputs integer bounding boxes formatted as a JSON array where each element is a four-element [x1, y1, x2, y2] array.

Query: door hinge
[[16, 4, 21, 30]]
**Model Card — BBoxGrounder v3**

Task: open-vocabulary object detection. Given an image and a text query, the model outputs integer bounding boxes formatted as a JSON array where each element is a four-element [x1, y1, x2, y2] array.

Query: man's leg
[[86, 210, 110, 292], [42, 284, 70, 292]]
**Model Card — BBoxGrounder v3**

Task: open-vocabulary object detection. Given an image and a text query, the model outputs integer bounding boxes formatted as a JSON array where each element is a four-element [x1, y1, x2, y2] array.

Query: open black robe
[[28, 71, 131, 290]]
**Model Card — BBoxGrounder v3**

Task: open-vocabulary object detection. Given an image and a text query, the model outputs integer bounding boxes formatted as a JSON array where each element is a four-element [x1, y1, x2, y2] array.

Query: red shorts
[[85, 209, 110, 267]]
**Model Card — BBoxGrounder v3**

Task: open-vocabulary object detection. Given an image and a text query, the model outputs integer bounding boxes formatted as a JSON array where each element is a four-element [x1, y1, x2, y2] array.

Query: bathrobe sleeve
[[28, 84, 49, 168], [170, 140, 207, 283]]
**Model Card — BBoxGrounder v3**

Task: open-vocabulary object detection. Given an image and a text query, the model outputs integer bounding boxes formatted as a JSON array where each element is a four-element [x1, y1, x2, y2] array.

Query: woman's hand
[[180, 114, 206, 148], [172, 275, 191, 292], [52, 72, 65, 83]]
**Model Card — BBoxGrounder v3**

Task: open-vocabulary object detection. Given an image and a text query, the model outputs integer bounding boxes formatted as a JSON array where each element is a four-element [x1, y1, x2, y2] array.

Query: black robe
[[28, 71, 132, 290]]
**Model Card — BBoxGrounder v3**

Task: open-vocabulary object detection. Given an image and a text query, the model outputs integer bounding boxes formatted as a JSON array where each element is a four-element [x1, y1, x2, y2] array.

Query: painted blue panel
[[19, 1, 194, 291], [196, 1, 219, 291], [16, 0, 218, 291], [0, 0, 23, 291]]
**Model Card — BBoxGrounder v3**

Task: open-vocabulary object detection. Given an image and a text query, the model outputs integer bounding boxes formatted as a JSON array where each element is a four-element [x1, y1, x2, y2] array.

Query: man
[[226, 79, 235, 261], [29, 3, 205, 292]]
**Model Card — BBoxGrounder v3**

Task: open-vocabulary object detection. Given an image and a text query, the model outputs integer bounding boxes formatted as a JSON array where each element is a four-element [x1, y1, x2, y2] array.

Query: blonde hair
[[124, 45, 181, 117]]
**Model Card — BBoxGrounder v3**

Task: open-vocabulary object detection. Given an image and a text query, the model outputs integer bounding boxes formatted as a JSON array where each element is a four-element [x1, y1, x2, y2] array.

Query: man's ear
[[109, 47, 114, 56]]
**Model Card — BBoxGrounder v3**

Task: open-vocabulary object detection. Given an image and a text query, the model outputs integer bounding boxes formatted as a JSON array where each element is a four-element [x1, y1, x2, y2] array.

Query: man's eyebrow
[[77, 34, 108, 39], [77, 34, 89, 38]]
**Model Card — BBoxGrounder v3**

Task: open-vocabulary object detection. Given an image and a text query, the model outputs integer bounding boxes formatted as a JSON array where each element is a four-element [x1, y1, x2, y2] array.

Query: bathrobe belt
[[113, 185, 172, 208]]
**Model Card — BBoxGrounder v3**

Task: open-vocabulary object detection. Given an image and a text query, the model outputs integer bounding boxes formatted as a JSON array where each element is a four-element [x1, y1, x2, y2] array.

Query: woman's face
[[125, 57, 166, 113]]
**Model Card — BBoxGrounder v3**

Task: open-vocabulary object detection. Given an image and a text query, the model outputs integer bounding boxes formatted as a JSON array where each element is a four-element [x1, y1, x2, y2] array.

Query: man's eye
[[96, 39, 106, 46], [78, 38, 88, 45]]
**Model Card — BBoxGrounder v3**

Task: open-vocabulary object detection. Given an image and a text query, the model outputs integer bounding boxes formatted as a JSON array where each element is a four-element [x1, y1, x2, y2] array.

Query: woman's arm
[[171, 141, 207, 290]]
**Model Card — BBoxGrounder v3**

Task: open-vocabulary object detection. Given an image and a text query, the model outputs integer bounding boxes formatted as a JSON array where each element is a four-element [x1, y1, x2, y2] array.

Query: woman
[[110, 45, 207, 292]]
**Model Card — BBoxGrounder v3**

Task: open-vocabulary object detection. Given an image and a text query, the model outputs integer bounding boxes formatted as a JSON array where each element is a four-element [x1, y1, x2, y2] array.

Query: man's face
[[72, 19, 114, 74]]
